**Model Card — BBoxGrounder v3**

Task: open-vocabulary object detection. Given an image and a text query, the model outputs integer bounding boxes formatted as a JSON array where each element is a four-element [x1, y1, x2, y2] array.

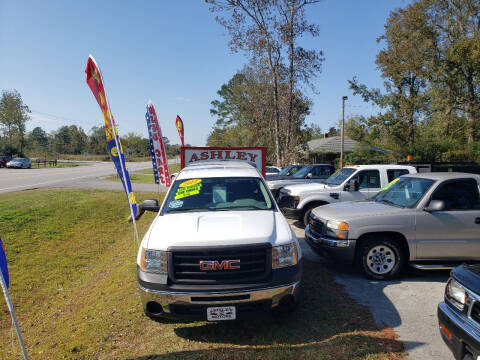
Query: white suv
[[136, 161, 302, 321]]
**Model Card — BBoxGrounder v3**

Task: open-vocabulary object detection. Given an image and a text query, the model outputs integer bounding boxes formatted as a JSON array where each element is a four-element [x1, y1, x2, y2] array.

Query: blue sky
[[0, 0, 410, 146]]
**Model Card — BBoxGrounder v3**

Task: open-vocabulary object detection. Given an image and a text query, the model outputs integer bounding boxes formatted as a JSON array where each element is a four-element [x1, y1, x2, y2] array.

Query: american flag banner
[[146, 101, 171, 187]]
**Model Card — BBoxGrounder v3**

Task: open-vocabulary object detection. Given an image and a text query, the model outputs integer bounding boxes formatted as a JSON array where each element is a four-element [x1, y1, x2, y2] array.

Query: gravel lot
[[289, 220, 453, 360]]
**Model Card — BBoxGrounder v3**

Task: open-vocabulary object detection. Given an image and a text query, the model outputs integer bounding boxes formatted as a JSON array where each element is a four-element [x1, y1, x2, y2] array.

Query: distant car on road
[[0, 156, 13, 168], [6, 158, 31, 169], [305, 172, 480, 280], [265, 164, 305, 181], [438, 264, 480, 360]]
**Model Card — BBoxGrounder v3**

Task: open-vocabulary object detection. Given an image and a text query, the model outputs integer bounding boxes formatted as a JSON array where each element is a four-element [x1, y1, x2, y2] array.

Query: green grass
[[31, 162, 87, 169], [0, 190, 405, 359]]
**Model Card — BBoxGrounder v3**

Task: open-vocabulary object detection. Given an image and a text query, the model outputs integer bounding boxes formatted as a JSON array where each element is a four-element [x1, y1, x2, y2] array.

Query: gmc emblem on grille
[[199, 260, 241, 271]]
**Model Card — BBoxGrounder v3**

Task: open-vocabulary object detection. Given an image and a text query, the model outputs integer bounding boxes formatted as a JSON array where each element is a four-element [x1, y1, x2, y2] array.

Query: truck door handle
[[475, 217, 480, 224]]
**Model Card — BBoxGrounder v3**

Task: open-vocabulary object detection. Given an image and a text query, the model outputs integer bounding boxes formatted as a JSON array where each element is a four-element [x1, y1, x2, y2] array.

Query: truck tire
[[357, 236, 405, 280]]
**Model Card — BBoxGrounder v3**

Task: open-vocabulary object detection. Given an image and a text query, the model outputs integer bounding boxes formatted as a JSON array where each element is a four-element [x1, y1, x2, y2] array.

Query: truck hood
[[268, 179, 319, 188], [145, 210, 293, 250], [282, 182, 339, 194], [312, 201, 405, 221], [452, 264, 480, 295]]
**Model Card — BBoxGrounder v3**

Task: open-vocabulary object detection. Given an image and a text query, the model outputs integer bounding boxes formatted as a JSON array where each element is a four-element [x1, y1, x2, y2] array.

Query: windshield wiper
[[215, 205, 266, 210]]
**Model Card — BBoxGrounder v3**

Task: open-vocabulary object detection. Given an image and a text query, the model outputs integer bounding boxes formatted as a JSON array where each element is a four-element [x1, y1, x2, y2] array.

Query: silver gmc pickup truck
[[305, 172, 480, 280]]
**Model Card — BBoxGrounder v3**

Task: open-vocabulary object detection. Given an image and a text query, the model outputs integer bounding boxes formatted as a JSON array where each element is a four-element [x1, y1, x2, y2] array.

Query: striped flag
[[146, 101, 171, 187]]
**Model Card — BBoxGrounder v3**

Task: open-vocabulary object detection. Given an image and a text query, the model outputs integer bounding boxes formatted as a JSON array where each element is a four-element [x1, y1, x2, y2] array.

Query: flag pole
[[0, 272, 28, 360]]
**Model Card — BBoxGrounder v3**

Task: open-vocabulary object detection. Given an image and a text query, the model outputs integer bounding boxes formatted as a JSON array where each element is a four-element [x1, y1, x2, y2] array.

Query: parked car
[[438, 264, 480, 360], [267, 164, 335, 199], [6, 158, 31, 169], [265, 166, 281, 176], [305, 172, 480, 280], [278, 165, 416, 226], [136, 161, 302, 321], [266, 164, 305, 181], [0, 156, 12, 168]]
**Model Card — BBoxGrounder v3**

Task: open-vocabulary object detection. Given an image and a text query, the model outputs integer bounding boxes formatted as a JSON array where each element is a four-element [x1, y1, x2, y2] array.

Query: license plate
[[207, 306, 236, 321]]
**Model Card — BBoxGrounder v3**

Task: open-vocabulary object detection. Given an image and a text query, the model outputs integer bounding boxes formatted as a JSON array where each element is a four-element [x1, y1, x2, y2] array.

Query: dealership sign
[[181, 147, 266, 177]]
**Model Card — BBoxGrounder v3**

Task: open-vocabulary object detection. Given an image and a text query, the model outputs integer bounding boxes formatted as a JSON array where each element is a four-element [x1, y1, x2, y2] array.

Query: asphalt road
[[289, 220, 452, 360], [0, 161, 163, 194]]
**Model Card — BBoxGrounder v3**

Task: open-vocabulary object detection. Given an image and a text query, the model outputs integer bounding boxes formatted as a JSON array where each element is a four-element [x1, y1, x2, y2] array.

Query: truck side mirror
[[425, 199, 445, 212], [132, 199, 160, 221], [142, 199, 160, 212], [306, 172, 313, 179], [345, 179, 359, 191]]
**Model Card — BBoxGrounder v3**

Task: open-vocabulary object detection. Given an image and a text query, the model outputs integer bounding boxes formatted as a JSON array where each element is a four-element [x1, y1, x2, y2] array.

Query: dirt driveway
[[289, 220, 452, 360]]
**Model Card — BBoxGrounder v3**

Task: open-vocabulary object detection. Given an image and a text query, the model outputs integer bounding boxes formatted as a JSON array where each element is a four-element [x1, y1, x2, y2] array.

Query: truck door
[[340, 170, 381, 201], [415, 179, 480, 260]]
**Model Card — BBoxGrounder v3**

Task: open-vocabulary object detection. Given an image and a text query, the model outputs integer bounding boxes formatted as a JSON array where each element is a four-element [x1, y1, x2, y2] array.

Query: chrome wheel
[[366, 245, 396, 275]]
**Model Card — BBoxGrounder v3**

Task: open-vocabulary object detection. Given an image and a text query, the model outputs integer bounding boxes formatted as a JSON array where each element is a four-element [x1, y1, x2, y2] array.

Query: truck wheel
[[358, 237, 405, 280]]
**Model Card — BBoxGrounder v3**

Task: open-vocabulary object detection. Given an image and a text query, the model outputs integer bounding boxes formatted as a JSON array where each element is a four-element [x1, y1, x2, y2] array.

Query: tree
[[426, 0, 480, 143], [349, 1, 433, 155], [208, 65, 311, 163], [0, 89, 30, 154], [278, 0, 323, 151], [206, 0, 323, 165]]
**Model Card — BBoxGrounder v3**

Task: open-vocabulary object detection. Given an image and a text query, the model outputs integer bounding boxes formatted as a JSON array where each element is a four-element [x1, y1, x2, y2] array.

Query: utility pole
[[340, 96, 348, 168]]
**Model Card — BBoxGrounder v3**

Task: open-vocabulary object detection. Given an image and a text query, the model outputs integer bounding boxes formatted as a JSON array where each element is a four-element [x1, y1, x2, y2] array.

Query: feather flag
[[146, 101, 171, 187], [175, 115, 184, 147], [85, 55, 138, 221], [0, 237, 9, 288]]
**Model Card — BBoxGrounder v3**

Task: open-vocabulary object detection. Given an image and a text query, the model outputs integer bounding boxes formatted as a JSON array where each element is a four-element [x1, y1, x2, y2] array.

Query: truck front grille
[[309, 215, 325, 236], [471, 301, 480, 324], [169, 244, 271, 285], [277, 194, 295, 209]]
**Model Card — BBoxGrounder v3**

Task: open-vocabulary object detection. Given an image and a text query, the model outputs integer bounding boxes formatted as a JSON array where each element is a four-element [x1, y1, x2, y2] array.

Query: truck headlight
[[272, 242, 298, 269], [141, 248, 167, 274], [269, 184, 277, 190], [446, 278, 467, 310], [326, 220, 349, 239]]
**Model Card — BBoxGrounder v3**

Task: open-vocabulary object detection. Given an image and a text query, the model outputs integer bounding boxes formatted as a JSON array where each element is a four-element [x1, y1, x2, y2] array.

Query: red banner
[[175, 115, 184, 147], [146, 101, 171, 187]]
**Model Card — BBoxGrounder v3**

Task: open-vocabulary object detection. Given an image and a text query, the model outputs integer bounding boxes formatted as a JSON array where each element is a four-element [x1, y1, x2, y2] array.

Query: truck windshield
[[292, 165, 313, 178], [374, 177, 435, 208], [163, 177, 274, 213], [278, 164, 304, 176], [324, 168, 356, 185]]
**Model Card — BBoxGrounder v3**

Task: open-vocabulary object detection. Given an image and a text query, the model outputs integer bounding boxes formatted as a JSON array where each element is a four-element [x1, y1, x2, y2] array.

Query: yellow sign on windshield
[[175, 179, 202, 200]]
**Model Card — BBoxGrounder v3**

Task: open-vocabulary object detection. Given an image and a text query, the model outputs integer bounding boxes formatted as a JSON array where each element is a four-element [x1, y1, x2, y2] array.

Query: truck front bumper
[[139, 281, 301, 320], [304, 225, 356, 264], [438, 301, 480, 360]]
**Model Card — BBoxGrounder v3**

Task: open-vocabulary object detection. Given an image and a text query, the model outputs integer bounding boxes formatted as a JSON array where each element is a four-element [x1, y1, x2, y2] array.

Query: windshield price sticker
[[175, 179, 202, 200], [380, 177, 400, 192]]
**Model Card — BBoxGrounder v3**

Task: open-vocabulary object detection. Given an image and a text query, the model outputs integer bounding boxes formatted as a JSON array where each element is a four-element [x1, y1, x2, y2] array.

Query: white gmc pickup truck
[[136, 161, 302, 321], [277, 164, 417, 226]]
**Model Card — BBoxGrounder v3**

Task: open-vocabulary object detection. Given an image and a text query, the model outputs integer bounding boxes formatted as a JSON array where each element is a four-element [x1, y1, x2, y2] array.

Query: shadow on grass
[[128, 260, 414, 359]]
